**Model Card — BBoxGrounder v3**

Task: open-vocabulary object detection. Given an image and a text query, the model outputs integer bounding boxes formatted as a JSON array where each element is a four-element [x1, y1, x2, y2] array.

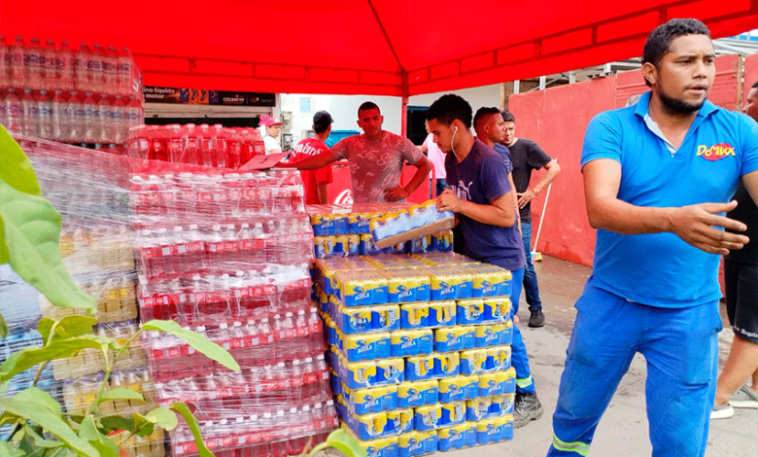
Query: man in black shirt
[[501, 111, 561, 328], [712, 80, 758, 419]]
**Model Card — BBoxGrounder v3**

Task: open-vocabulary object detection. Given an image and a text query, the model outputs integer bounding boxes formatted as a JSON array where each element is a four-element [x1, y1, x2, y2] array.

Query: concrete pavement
[[444, 255, 758, 457]]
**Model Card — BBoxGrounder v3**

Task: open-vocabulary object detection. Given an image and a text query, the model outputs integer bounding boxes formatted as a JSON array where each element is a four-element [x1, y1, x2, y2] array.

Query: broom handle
[[532, 159, 555, 254]]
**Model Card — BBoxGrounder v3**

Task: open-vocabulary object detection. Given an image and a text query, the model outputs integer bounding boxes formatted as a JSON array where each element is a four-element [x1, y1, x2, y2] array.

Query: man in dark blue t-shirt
[[427, 94, 542, 428]]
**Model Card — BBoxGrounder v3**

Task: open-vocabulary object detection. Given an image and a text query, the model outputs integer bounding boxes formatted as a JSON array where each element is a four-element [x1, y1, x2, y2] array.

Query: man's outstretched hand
[[669, 200, 749, 255]]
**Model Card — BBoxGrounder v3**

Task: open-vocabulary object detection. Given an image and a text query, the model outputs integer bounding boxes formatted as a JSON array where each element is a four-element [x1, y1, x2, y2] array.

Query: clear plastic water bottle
[[27, 38, 43, 90], [68, 90, 84, 142], [57, 41, 75, 91], [184, 123, 201, 165], [0, 36, 9, 88], [75, 43, 90, 91], [51, 90, 69, 141], [212, 124, 228, 168], [104, 46, 119, 94], [126, 96, 142, 131], [5, 88, 23, 134], [0, 90, 6, 128], [240, 128, 255, 165], [9, 36, 26, 88], [200, 124, 213, 167], [37, 90, 53, 139], [90, 44, 105, 93], [98, 94, 112, 143], [42, 40, 57, 91], [118, 47, 134, 96], [21, 89, 37, 137], [168, 124, 183, 163], [82, 92, 97, 142], [111, 95, 126, 144], [226, 128, 241, 169]]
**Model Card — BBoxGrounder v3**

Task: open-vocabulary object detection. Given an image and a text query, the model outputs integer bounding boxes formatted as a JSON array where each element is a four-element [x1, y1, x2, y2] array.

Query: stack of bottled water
[[131, 163, 338, 457], [0, 265, 60, 409], [0, 36, 143, 144], [6, 138, 165, 457], [127, 124, 265, 169]]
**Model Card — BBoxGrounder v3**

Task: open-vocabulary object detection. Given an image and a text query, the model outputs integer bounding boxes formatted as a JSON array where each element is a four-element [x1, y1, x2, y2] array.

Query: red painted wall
[[744, 54, 758, 107], [510, 55, 742, 267]]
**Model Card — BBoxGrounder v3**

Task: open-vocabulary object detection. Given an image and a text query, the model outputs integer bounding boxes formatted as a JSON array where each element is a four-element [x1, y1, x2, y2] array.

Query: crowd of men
[[278, 18, 758, 457]]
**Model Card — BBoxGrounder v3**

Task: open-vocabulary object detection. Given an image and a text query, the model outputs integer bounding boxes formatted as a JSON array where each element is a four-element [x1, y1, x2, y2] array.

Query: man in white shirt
[[260, 114, 283, 154]]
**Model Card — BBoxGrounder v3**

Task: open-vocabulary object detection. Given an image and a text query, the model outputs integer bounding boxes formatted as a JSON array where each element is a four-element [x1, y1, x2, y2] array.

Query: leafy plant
[[0, 128, 237, 457], [0, 128, 363, 457]]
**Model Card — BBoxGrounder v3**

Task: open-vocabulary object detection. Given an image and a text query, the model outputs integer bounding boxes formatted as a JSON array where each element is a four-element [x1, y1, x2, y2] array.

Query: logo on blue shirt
[[697, 143, 735, 161]]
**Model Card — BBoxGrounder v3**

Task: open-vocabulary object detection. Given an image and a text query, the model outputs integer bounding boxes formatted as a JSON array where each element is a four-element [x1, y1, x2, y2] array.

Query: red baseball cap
[[260, 114, 283, 127]]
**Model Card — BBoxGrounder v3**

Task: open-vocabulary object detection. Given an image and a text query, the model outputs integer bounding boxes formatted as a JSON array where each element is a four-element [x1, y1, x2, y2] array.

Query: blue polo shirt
[[582, 91, 758, 308]]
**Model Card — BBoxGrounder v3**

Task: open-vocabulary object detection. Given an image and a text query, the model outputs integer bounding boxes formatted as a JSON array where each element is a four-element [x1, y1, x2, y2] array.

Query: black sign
[[143, 86, 276, 107]]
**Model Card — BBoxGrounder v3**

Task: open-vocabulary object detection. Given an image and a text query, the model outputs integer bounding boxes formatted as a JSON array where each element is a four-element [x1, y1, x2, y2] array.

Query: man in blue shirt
[[473, 107, 518, 210], [547, 19, 758, 457], [428, 95, 543, 428]]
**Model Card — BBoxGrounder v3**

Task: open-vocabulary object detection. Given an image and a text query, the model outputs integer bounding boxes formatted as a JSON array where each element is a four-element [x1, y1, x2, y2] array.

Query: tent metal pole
[[401, 95, 408, 137]]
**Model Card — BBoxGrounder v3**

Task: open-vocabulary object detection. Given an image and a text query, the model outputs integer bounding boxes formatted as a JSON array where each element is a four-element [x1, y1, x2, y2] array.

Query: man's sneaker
[[528, 309, 545, 328], [711, 403, 734, 419], [514, 391, 543, 428], [731, 384, 758, 409]]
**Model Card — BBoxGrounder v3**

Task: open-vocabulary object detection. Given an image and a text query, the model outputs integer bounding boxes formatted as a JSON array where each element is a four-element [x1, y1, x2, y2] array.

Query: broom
[[531, 160, 555, 262]]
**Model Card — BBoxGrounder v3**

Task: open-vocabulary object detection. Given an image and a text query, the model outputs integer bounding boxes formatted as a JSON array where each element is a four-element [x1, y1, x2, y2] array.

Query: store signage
[[143, 86, 276, 107]]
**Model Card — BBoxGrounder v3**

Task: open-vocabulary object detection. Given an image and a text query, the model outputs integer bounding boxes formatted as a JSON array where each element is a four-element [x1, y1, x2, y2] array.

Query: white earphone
[[451, 125, 458, 155]]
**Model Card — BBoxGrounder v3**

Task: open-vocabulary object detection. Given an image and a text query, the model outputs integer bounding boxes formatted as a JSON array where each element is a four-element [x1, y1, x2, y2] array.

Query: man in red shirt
[[290, 111, 335, 204]]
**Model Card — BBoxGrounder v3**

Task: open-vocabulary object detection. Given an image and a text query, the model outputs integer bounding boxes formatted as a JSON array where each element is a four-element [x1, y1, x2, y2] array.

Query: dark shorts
[[724, 259, 758, 343]]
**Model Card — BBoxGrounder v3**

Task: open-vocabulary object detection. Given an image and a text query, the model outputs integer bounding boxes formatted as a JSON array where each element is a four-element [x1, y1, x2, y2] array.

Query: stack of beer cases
[[130, 165, 338, 457], [310, 212, 516, 457], [13, 138, 163, 457], [308, 204, 454, 258]]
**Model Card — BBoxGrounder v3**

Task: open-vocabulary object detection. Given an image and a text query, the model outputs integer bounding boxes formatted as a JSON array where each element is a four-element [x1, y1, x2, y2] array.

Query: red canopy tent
[[2, 0, 758, 98]]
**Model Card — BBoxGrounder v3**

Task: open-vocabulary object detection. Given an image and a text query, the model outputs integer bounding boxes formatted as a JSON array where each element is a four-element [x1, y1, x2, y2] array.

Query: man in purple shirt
[[429, 94, 543, 428]]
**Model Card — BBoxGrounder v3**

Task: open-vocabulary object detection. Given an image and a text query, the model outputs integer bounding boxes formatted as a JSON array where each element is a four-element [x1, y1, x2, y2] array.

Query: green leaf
[[130, 413, 155, 438], [0, 313, 7, 339], [14, 388, 62, 418], [78, 417, 118, 457], [38, 316, 96, 346], [171, 403, 214, 457], [97, 416, 134, 435], [25, 425, 64, 449], [145, 407, 178, 431], [98, 388, 145, 405], [0, 412, 20, 428], [0, 396, 98, 457], [0, 125, 42, 197], [0, 440, 24, 457], [10, 428, 24, 445], [65, 416, 85, 426], [0, 337, 103, 382], [310, 429, 367, 457], [0, 180, 95, 312], [0, 126, 40, 266], [142, 320, 239, 371]]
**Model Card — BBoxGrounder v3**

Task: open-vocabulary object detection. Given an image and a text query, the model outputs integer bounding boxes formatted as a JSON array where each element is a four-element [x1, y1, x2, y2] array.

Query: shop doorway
[[406, 105, 428, 145]]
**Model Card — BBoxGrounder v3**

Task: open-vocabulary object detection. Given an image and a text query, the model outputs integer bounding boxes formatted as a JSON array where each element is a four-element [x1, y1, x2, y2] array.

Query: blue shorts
[[548, 277, 722, 457]]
